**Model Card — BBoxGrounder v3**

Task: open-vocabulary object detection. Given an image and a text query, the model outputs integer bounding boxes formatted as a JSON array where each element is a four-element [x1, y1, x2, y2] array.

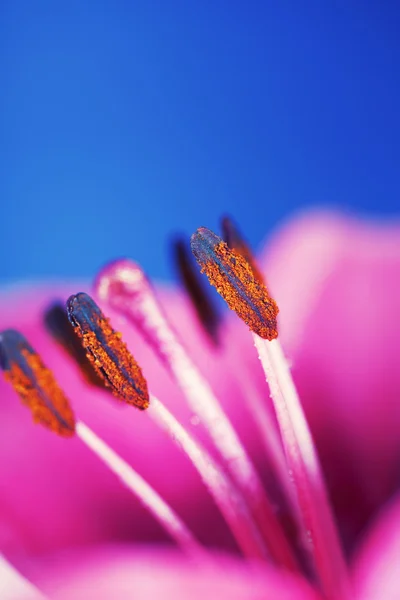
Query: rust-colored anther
[[173, 237, 221, 345], [44, 302, 106, 388], [221, 215, 266, 284], [0, 329, 75, 436], [67, 292, 149, 410], [191, 228, 279, 340]]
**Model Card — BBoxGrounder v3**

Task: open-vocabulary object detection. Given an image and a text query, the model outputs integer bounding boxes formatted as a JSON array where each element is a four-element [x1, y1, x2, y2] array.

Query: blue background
[[1, 1, 399, 284]]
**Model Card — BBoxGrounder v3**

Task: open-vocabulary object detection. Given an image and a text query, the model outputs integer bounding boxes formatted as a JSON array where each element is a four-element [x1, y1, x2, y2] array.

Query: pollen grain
[[5, 350, 75, 437], [69, 295, 149, 410], [199, 240, 278, 340], [221, 216, 265, 285]]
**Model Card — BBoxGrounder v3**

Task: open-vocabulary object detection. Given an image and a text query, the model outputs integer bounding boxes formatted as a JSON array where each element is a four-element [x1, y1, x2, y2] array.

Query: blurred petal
[[0, 283, 256, 554], [20, 546, 319, 600], [0, 555, 45, 600], [262, 210, 400, 546], [352, 495, 400, 600], [2, 209, 400, 564]]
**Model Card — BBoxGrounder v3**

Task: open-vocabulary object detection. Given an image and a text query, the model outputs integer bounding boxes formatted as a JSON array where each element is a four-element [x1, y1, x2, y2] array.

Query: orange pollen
[[73, 313, 149, 410], [222, 219, 265, 285], [201, 241, 279, 340], [5, 350, 75, 437]]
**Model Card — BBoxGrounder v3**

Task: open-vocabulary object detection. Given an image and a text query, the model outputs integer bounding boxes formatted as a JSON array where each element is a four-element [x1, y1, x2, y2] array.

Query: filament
[[147, 395, 268, 560], [223, 340, 295, 509], [0, 328, 202, 557], [254, 335, 350, 599], [75, 420, 204, 557], [96, 261, 298, 570]]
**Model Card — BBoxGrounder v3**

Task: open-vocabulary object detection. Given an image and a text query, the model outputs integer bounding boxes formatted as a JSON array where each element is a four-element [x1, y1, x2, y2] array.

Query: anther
[[66, 292, 149, 410], [191, 227, 279, 340], [95, 259, 298, 570], [0, 330, 200, 554], [172, 237, 221, 345], [221, 215, 265, 284], [44, 302, 105, 388], [0, 329, 75, 436]]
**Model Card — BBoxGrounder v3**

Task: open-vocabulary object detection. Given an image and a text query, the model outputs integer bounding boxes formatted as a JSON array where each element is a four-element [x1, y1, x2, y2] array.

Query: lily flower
[[1, 210, 399, 599]]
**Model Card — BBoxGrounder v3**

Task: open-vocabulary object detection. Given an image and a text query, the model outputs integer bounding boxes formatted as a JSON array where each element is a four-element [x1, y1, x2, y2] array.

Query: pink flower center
[[0, 218, 352, 600]]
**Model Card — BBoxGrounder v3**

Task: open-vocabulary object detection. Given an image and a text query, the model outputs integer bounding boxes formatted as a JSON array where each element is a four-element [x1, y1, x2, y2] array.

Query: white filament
[[147, 395, 268, 560], [75, 420, 203, 556], [254, 335, 350, 600]]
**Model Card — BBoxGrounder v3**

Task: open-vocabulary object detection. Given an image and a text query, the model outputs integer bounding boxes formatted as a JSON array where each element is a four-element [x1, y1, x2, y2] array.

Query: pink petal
[[0, 283, 258, 554], [261, 210, 400, 547], [352, 494, 400, 599], [20, 545, 319, 600], [2, 210, 399, 562]]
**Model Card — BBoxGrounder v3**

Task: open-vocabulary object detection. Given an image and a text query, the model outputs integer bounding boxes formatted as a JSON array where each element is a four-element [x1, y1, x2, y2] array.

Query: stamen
[[95, 260, 298, 571], [218, 219, 294, 506], [221, 216, 265, 284], [63, 285, 274, 559], [0, 329, 75, 436], [44, 302, 105, 388], [172, 237, 221, 345], [188, 226, 350, 597], [191, 227, 278, 340], [0, 331, 201, 555], [174, 232, 292, 514], [0, 554, 47, 599], [66, 293, 149, 410]]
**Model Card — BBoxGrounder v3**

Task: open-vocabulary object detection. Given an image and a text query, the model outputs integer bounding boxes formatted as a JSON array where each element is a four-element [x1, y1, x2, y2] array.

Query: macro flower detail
[[191, 226, 279, 340], [0, 329, 75, 437], [172, 237, 221, 346], [221, 216, 266, 285], [0, 211, 400, 600], [67, 292, 149, 410]]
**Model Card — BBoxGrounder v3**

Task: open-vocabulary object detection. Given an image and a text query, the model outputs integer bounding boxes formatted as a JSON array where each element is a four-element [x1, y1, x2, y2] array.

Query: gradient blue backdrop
[[1, 1, 399, 284]]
